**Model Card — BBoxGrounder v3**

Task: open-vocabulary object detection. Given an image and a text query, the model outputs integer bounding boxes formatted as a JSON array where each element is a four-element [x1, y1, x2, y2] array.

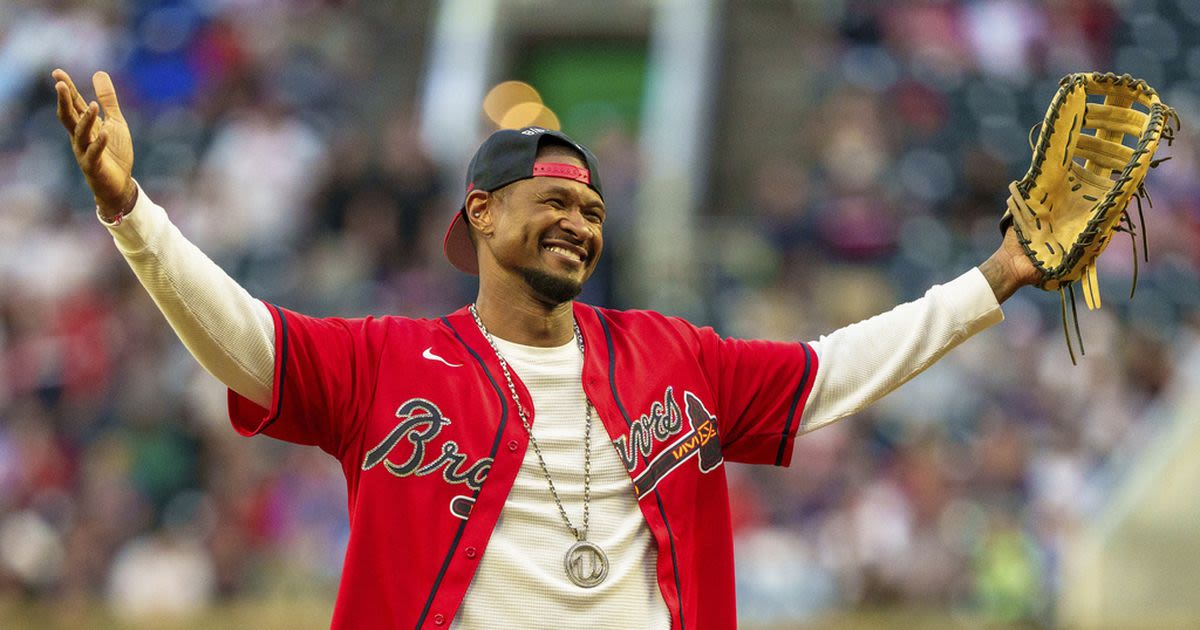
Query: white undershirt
[[452, 337, 670, 629], [101, 184, 1004, 628]]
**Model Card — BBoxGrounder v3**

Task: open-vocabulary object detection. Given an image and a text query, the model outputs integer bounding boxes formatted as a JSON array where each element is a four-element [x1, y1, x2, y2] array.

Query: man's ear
[[465, 189, 495, 238]]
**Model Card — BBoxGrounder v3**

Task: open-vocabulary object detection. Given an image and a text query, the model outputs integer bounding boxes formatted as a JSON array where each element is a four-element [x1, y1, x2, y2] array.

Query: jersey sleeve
[[227, 302, 389, 457], [694, 327, 818, 467]]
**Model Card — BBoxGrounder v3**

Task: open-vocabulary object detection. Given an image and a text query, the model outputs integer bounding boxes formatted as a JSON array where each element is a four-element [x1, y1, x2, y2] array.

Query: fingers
[[52, 69, 89, 116], [92, 71, 124, 122], [53, 68, 90, 135], [73, 102, 100, 154], [82, 129, 109, 171], [55, 82, 79, 132]]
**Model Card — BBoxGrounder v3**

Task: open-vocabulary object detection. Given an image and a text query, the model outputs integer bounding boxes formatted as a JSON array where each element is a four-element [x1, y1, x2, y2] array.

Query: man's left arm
[[800, 228, 1039, 433]]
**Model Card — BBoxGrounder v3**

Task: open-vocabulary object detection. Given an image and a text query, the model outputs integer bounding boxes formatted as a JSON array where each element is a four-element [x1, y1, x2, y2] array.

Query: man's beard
[[521, 267, 583, 305]]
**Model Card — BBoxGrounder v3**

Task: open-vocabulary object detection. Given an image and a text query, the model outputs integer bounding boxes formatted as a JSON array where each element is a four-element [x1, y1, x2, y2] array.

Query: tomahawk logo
[[629, 391, 723, 498]]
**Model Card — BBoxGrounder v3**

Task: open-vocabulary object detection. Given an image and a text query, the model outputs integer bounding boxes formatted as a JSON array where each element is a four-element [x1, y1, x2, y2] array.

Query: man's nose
[[559, 209, 591, 239]]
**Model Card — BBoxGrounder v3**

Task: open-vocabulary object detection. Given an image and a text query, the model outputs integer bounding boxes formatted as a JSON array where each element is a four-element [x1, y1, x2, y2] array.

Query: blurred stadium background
[[2, 0, 1198, 628]]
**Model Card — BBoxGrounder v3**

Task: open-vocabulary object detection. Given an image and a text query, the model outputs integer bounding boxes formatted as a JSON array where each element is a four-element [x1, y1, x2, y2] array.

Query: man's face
[[481, 150, 605, 305]]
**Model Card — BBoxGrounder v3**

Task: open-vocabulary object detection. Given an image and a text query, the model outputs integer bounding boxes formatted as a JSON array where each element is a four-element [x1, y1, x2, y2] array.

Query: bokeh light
[[497, 100, 561, 130], [483, 80, 561, 130]]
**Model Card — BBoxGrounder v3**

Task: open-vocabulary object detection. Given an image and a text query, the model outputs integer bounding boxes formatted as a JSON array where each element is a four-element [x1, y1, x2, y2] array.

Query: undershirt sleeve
[[99, 182, 275, 407], [800, 267, 1004, 434]]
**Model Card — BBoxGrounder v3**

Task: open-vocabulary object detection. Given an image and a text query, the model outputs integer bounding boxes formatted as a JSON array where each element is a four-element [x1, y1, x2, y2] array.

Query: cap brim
[[442, 209, 479, 275]]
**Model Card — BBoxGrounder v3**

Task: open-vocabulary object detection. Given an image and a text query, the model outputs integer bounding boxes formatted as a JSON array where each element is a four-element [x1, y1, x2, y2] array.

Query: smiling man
[[54, 69, 1038, 629], [447, 132, 608, 341]]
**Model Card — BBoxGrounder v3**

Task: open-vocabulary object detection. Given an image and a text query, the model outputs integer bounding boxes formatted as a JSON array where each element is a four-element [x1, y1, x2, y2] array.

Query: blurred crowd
[[0, 0, 1197, 626]]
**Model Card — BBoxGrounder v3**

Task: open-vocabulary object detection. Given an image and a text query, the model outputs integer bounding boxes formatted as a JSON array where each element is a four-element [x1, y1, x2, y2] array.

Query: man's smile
[[541, 240, 589, 265]]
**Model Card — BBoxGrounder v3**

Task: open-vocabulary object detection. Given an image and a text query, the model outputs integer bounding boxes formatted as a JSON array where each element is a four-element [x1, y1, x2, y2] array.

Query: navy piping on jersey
[[592, 307, 638, 465], [775, 343, 815, 466], [654, 490, 685, 630], [653, 491, 686, 629], [413, 318, 510, 630], [590, 306, 686, 630], [258, 303, 290, 434]]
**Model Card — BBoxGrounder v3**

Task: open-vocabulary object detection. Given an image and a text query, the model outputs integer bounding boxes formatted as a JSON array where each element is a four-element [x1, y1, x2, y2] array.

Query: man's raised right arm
[[54, 69, 274, 407]]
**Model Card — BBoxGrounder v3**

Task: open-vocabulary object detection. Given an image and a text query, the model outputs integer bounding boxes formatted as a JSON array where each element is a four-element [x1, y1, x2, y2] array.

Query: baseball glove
[[1002, 72, 1179, 363]]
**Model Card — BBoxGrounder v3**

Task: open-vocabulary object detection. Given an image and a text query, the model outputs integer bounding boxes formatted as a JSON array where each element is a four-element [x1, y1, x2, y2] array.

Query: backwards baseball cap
[[443, 126, 604, 275]]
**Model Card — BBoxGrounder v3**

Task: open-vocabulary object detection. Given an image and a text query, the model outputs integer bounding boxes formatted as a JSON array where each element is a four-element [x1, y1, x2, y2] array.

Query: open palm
[[53, 69, 135, 219]]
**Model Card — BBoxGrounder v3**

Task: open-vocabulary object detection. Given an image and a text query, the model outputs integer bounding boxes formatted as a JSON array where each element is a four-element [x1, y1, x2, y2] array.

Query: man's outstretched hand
[[980, 227, 1043, 304], [53, 69, 136, 222]]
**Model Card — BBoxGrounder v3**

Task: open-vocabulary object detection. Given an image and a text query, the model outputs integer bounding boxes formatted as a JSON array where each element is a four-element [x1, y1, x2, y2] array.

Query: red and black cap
[[443, 126, 603, 274]]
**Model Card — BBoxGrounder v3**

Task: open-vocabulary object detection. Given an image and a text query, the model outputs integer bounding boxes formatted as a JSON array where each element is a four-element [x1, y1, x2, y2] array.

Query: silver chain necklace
[[469, 304, 609, 588]]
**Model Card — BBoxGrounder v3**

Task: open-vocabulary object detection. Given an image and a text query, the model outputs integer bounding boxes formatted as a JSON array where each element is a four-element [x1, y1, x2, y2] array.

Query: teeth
[[545, 245, 583, 262]]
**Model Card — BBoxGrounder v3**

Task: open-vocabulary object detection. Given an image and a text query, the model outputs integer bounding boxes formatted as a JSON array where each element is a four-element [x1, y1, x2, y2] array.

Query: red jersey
[[228, 302, 818, 629]]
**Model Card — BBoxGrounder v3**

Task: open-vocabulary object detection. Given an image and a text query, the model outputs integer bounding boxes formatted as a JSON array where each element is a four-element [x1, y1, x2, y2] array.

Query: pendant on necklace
[[564, 540, 609, 588]]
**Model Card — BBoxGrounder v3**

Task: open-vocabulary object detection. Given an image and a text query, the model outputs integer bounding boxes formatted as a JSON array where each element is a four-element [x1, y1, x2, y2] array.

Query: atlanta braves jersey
[[227, 301, 818, 629]]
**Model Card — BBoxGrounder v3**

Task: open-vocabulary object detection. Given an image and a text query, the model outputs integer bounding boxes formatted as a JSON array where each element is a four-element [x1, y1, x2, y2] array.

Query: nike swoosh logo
[[422, 347, 462, 368]]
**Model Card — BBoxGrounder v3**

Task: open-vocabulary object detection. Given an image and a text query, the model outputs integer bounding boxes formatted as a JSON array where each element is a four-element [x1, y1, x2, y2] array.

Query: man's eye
[[544, 198, 564, 208], [587, 212, 604, 224]]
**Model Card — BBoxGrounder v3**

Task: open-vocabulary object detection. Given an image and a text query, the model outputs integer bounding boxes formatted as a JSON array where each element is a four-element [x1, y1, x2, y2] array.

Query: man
[[54, 68, 1038, 629]]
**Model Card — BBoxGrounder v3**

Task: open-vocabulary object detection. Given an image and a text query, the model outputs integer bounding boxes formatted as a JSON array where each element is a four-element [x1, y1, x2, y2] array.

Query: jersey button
[[507, 439, 519, 452], [433, 613, 445, 625], [465, 546, 477, 559]]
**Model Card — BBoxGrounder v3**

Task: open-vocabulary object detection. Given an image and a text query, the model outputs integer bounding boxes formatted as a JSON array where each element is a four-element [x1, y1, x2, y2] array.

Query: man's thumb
[[92, 71, 124, 121]]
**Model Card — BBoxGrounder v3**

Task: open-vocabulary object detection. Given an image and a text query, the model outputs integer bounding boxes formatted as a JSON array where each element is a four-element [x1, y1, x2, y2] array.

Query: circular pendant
[[564, 540, 609, 588]]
